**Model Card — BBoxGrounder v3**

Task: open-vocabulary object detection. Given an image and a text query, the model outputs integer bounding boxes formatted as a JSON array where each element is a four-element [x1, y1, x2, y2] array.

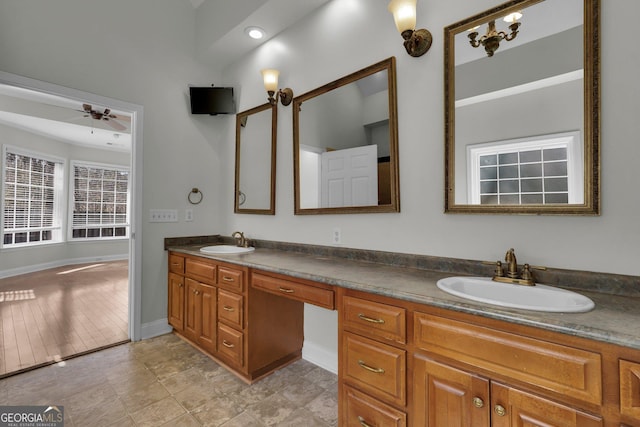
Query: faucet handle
[[482, 260, 504, 277]]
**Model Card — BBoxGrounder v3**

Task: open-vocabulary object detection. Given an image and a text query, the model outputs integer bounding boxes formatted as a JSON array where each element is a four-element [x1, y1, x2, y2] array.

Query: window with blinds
[[70, 162, 130, 240], [2, 148, 64, 247]]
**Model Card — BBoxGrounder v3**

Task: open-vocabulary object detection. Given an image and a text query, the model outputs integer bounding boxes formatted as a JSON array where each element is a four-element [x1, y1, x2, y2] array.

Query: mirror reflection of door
[[298, 145, 379, 209], [294, 57, 400, 214]]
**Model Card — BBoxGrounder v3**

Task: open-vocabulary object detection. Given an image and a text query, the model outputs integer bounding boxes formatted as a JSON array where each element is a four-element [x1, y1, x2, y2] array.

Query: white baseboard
[[302, 340, 338, 374], [0, 254, 128, 279], [140, 318, 173, 340]]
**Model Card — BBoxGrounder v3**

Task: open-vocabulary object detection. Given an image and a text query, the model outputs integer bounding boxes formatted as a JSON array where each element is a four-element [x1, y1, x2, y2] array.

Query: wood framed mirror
[[234, 102, 277, 214], [444, 0, 600, 214], [293, 57, 400, 215]]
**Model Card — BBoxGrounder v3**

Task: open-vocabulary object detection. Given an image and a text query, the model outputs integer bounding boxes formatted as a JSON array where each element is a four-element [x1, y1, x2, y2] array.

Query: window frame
[[1, 144, 66, 248], [68, 160, 130, 242], [466, 131, 584, 205]]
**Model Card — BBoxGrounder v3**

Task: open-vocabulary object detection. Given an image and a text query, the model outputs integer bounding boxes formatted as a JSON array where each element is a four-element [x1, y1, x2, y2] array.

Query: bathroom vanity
[[166, 243, 640, 427]]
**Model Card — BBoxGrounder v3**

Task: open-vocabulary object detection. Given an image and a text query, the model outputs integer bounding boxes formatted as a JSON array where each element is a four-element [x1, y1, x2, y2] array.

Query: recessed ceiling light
[[245, 26, 265, 40]]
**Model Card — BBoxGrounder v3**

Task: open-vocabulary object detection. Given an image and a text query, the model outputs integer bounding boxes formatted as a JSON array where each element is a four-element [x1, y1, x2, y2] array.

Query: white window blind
[[2, 147, 64, 247], [71, 162, 129, 240]]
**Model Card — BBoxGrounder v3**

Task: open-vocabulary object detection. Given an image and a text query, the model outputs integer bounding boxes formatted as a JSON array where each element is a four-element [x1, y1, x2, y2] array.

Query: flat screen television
[[189, 86, 235, 115]]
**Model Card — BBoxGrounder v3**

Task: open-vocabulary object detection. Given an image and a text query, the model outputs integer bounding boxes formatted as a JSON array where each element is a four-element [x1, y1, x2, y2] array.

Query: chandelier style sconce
[[387, 0, 432, 57], [261, 69, 294, 106], [468, 11, 522, 57]]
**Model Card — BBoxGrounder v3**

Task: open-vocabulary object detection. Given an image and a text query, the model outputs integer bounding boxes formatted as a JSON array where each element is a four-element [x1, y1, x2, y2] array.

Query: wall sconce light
[[387, 0, 432, 57], [468, 12, 522, 57], [261, 69, 294, 106]]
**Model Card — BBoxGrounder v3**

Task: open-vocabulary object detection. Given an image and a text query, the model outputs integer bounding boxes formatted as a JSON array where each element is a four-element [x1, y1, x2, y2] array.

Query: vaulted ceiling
[[0, 0, 332, 152]]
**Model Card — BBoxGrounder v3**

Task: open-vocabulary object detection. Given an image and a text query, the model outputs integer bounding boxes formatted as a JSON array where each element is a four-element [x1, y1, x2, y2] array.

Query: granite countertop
[[168, 245, 640, 351]]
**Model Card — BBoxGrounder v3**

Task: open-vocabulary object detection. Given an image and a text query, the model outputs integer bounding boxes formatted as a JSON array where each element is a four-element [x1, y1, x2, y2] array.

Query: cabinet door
[[184, 278, 200, 341], [490, 382, 603, 427], [197, 283, 216, 354], [413, 354, 490, 427], [168, 272, 184, 331]]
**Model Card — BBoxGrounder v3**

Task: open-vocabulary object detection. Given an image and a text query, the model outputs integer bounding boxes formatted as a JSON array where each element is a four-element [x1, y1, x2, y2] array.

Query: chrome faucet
[[231, 231, 249, 248], [486, 248, 546, 286]]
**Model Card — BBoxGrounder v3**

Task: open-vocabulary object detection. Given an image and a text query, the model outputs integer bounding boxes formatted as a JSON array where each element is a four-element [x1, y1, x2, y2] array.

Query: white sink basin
[[199, 245, 255, 255], [436, 276, 595, 313]]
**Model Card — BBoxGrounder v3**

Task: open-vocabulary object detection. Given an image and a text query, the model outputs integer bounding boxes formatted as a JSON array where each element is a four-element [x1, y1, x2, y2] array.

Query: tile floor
[[0, 333, 338, 426]]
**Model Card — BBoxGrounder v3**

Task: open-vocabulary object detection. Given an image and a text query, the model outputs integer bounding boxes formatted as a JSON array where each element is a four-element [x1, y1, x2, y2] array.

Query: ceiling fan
[[80, 103, 128, 131]]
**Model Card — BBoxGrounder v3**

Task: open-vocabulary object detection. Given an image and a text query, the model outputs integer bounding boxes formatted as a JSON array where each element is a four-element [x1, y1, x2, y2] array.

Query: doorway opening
[[0, 71, 142, 377]]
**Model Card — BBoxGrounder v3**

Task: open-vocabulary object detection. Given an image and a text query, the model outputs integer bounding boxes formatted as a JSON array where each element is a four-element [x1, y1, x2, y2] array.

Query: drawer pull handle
[[279, 287, 295, 294], [223, 306, 235, 312], [223, 276, 234, 282], [494, 404, 506, 417], [171, 262, 181, 266], [358, 360, 385, 374], [357, 313, 385, 324], [222, 340, 235, 348], [472, 397, 484, 408], [357, 416, 372, 427]]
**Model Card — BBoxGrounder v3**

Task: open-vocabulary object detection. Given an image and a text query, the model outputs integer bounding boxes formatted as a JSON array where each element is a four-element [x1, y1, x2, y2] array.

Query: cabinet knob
[[194, 290, 200, 295], [472, 397, 484, 408], [357, 416, 373, 427], [494, 404, 506, 417], [178, 283, 183, 288]]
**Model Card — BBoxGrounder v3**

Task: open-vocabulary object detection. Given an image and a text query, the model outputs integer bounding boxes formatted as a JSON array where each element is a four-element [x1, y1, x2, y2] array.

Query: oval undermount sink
[[436, 276, 595, 313], [199, 245, 255, 255]]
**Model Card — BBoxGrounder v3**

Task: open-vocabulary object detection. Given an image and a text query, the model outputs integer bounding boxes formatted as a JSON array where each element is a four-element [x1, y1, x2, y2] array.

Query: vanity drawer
[[414, 312, 602, 406], [343, 332, 406, 406], [251, 272, 335, 310], [218, 323, 244, 367], [218, 289, 244, 329], [620, 359, 640, 419], [342, 296, 406, 345], [185, 257, 216, 283], [217, 266, 244, 292], [343, 384, 406, 427], [169, 254, 185, 274]]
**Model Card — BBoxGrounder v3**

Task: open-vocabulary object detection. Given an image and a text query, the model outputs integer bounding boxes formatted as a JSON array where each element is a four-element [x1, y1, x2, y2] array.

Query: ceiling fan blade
[[106, 118, 127, 131]]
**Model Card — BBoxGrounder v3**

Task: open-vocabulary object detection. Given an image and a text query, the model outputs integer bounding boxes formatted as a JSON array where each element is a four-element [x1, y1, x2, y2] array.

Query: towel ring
[[188, 188, 203, 205]]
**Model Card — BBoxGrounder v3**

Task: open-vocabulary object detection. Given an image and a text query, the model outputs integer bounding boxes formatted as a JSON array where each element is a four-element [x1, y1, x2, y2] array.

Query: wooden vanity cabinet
[[167, 252, 305, 383], [167, 272, 184, 332], [339, 290, 408, 427], [413, 355, 603, 426], [183, 278, 217, 354]]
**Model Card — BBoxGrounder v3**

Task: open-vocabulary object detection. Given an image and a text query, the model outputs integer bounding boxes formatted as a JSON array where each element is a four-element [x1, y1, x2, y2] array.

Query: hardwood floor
[[0, 260, 129, 377]]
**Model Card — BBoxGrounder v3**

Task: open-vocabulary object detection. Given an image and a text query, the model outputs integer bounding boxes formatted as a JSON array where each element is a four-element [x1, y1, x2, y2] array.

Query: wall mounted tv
[[189, 86, 236, 115]]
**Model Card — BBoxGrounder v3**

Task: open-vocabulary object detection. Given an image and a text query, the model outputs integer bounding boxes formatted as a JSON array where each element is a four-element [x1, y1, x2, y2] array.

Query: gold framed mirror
[[234, 102, 277, 214], [293, 57, 400, 215], [444, 0, 600, 214]]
